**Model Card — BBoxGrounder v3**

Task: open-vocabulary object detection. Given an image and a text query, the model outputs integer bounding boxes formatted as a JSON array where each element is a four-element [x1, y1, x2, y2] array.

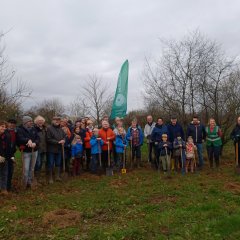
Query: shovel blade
[[121, 168, 127, 174], [106, 167, 113, 176]]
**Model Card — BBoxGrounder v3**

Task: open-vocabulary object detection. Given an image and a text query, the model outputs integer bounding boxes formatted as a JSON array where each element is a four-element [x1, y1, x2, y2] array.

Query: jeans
[[0, 161, 8, 190], [207, 145, 221, 168], [48, 152, 62, 170], [23, 151, 38, 185], [91, 154, 100, 173], [35, 152, 46, 172], [196, 143, 204, 167], [7, 159, 14, 191], [101, 150, 112, 169]]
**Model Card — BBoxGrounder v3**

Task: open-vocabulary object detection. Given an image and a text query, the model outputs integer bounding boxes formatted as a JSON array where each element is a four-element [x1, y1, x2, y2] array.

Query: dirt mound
[[224, 182, 240, 194], [148, 195, 177, 204], [110, 178, 128, 188], [42, 209, 81, 228]]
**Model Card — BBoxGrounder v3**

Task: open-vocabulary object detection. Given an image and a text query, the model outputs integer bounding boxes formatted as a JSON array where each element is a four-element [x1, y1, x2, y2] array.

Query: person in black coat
[[230, 116, 240, 168]]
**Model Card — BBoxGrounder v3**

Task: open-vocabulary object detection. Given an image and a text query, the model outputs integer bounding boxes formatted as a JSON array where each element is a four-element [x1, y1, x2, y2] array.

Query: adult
[[126, 119, 144, 168], [17, 116, 39, 189], [6, 119, 17, 192], [98, 121, 115, 170], [46, 116, 66, 183], [187, 115, 206, 169], [0, 121, 13, 195], [230, 116, 240, 168], [151, 118, 168, 169], [84, 120, 94, 170], [205, 118, 222, 169], [34, 115, 47, 182], [167, 116, 185, 143], [144, 115, 156, 163]]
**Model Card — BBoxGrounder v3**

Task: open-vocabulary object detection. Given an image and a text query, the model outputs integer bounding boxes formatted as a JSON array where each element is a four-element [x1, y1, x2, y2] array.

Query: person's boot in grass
[[48, 170, 54, 184], [55, 167, 62, 181]]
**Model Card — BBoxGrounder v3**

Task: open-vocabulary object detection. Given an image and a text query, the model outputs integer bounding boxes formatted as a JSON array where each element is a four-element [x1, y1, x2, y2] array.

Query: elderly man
[[47, 116, 66, 183], [144, 115, 156, 163], [17, 116, 39, 189]]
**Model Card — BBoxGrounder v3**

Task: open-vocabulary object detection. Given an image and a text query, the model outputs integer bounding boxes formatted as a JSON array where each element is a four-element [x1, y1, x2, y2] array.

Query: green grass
[[1, 145, 240, 239]]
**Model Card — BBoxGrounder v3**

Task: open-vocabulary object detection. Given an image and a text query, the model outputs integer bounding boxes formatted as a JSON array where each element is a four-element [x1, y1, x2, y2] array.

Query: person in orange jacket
[[98, 120, 115, 169], [84, 120, 94, 170]]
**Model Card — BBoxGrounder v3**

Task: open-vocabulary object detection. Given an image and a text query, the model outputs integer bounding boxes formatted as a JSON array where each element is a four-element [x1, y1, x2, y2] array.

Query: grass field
[[1, 144, 240, 240]]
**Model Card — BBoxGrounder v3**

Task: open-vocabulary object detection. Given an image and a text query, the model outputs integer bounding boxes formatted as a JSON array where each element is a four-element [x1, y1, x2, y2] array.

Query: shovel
[[98, 140, 103, 173], [121, 147, 127, 174], [235, 142, 240, 174], [180, 146, 185, 175], [106, 141, 113, 176]]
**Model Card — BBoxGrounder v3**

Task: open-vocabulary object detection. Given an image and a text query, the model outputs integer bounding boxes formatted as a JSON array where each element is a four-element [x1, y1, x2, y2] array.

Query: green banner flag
[[110, 60, 129, 119]]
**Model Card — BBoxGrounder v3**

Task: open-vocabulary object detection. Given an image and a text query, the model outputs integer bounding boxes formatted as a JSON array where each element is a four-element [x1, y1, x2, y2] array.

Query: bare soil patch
[[224, 182, 240, 194], [148, 195, 177, 204]]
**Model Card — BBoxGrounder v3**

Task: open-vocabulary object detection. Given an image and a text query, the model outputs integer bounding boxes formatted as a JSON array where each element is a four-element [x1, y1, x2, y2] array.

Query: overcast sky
[[1, 0, 240, 113]]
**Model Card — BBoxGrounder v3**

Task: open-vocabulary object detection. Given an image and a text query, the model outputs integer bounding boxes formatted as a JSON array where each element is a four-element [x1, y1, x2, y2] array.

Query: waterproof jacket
[[46, 124, 66, 153], [173, 138, 186, 157], [90, 135, 104, 154], [98, 128, 115, 151], [231, 124, 240, 143], [151, 124, 169, 143], [167, 123, 185, 143], [71, 142, 83, 158], [144, 122, 156, 143], [17, 125, 40, 152], [0, 131, 13, 159], [115, 135, 127, 154], [186, 122, 206, 144], [84, 129, 93, 149], [34, 125, 47, 153], [158, 141, 172, 156], [126, 126, 144, 146]]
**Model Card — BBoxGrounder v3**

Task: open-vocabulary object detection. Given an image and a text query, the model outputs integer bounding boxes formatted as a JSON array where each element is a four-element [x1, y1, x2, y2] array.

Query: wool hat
[[22, 116, 33, 125]]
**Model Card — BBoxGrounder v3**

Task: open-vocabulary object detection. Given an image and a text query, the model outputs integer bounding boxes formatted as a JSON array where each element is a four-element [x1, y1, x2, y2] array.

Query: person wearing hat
[[46, 116, 66, 183], [6, 119, 17, 192], [17, 116, 40, 189]]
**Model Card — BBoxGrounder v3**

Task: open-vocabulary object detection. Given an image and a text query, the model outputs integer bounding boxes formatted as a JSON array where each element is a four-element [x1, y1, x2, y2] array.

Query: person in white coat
[[144, 115, 156, 163]]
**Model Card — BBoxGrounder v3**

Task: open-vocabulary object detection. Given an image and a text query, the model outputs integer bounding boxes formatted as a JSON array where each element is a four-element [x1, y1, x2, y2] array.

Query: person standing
[[144, 115, 156, 163], [205, 118, 222, 169], [0, 121, 13, 195], [46, 116, 66, 183], [6, 119, 17, 192], [17, 116, 39, 189], [187, 116, 206, 169], [231, 116, 240, 168]]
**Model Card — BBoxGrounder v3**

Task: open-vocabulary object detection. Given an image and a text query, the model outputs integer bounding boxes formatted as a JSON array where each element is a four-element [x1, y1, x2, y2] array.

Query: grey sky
[[1, 0, 240, 113]]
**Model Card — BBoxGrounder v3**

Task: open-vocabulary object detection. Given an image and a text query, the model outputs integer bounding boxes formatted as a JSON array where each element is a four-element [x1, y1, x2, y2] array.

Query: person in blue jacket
[[71, 135, 83, 176], [115, 127, 127, 170], [90, 128, 104, 174], [151, 118, 168, 169], [126, 119, 143, 168], [186, 115, 206, 169]]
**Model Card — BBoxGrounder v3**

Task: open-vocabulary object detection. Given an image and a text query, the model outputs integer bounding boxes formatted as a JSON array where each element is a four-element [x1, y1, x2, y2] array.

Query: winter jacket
[[115, 135, 127, 154], [231, 124, 240, 143], [17, 125, 40, 152], [126, 126, 144, 146], [173, 138, 186, 157], [158, 141, 172, 156], [84, 129, 93, 149], [144, 122, 156, 143], [167, 123, 185, 143], [98, 128, 115, 151], [34, 125, 47, 153], [46, 124, 66, 153], [151, 124, 169, 143], [71, 142, 83, 158], [6, 128, 17, 155], [90, 135, 104, 154], [186, 122, 206, 144], [0, 131, 13, 159]]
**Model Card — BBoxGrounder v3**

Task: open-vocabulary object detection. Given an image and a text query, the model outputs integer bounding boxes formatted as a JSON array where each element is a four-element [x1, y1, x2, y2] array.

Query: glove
[[0, 156, 5, 163]]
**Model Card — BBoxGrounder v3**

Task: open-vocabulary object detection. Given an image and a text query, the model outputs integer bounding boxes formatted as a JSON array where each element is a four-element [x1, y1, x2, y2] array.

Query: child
[[115, 127, 127, 170], [158, 134, 172, 174], [173, 134, 186, 172], [126, 119, 144, 168], [90, 128, 103, 174], [71, 135, 83, 176], [185, 136, 197, 173]]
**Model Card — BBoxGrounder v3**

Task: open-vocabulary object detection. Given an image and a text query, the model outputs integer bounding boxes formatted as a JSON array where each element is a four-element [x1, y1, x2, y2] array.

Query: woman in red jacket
[[84, 120, 94, 170]]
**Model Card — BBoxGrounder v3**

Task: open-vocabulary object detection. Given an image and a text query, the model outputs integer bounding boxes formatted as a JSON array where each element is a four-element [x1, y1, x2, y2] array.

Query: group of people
[[0, 113, 240, 195]]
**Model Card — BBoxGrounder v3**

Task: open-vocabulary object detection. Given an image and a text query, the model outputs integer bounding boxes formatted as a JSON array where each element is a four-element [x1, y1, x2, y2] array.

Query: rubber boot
[[49, 169, 54, 184], [55, 167, 62, 181]]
